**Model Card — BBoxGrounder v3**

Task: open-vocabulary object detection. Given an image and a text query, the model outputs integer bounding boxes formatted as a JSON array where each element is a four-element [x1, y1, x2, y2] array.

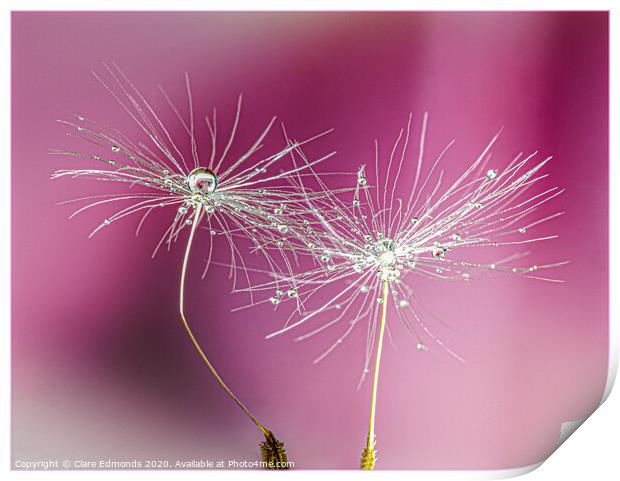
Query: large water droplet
[[432, 246, 447, 259], [277, 224, 289, 234], [486, 169, 498, 180], [188, 167, 218, 194], [375, 239, 397, 271]]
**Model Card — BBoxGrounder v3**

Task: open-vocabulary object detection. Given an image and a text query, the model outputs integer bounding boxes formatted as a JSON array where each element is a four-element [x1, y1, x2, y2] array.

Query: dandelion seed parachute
[[235, 113, 567, 469], [50, 63, 336, 467]]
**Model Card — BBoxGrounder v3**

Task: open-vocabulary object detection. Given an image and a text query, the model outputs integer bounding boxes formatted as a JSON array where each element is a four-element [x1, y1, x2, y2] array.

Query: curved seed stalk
[[180, 204, 288, 469]]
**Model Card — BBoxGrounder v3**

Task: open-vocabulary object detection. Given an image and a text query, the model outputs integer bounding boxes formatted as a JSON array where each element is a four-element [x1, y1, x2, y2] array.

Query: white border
[[2, 2, 616, 480]]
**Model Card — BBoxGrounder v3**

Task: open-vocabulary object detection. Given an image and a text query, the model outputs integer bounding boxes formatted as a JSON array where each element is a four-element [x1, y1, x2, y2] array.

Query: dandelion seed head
[[244, 112, 566, 381], [51, 63, 337, 291]]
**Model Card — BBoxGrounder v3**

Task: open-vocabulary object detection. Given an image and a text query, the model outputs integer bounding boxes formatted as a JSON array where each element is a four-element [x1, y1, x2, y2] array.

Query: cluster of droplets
[[348, 236, 411, 282], [373, 239, 401, 281], [270, 287, 299, 305]]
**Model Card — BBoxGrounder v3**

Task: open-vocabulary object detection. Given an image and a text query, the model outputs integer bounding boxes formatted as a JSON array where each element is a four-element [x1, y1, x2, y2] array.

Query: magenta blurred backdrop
[[12, 12, 608, 469]]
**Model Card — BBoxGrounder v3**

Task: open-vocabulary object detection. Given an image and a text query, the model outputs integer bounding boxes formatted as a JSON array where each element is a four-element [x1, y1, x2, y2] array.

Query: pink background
[[12, 12, 608, 469]]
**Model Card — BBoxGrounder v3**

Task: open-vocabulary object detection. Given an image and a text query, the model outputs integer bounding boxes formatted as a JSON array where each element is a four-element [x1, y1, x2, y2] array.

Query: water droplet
[[411, 217, 420, 225], [270, 297, 280, 305], [178, 206, 188, 214], [353, 199, 360, 207], [377, 249, 398, 274], [452, 233, 462, 241], [364, 234, 373, 242], [360, 286, 370, 293], [103, 219, 110, 225], [77, 115, 85, 121], [162, 169, 170, 175], [205, 205, 215, 214], [185, 219, 193, 226], [486, 169, 498, 180], [210, 230, 216, 235], [399, 299, 410, 308], [111, 145, 120, 152], [287, 288, 298, 298], [375, 238, 395, 253], [358, 176, 367, 186], [93, 155, 101, 161], [276, 240, 284, 247], [188, 167, 218, 194], [320, 254, 331, 263], [432, 246, 447, 259], [277, 224, 289, 234], [518, 227, 527, 234], [417, 343, 428, 351]]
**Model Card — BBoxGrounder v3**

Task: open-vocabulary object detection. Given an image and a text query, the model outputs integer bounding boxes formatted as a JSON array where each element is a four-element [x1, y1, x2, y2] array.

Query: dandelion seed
[[50, 64, 336, 467], [241, 112, 566, 469]]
